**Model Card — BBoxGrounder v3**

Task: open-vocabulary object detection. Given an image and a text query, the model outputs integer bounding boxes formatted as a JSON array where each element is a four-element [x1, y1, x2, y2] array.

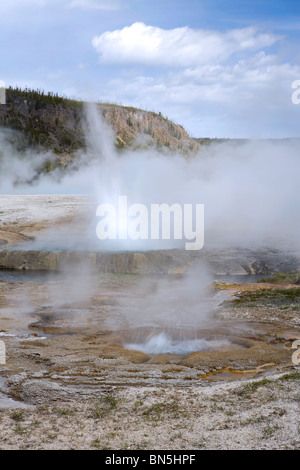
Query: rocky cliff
[[0, 87, 199, 165]]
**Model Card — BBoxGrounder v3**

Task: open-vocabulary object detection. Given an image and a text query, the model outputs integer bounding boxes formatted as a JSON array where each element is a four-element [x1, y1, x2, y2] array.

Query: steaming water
[[1, 104, 300, 254], [124, 332, 231, 355], [1, 104, 300, 355]]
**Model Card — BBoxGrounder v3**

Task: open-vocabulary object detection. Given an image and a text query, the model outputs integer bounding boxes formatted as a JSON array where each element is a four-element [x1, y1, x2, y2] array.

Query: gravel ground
[[0, 370, 299, 450], [0, 194, 299, 450]]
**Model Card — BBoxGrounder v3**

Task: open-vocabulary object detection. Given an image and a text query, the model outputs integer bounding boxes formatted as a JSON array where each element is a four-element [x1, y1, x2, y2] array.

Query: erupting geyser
[[1, 104, 299, 364], [124, 331, 231, 356], [117, 264, 225, 355]]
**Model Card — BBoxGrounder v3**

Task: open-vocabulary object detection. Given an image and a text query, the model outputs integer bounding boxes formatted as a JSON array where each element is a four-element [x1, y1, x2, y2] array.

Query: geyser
[[1, 102, 300, 364], [124, 331, 231, 356], [114, 263, 224, 356], [1, 102, 300, 255]]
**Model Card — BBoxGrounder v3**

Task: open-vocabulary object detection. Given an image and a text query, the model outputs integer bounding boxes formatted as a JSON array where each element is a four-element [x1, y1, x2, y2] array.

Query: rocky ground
[[0, 195, 299, 450], [0, 273, 299, 450], [0, 369, 299, 450]]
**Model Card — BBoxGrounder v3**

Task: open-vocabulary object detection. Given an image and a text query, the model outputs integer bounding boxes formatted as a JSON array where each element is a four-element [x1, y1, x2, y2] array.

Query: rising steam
[[1, 103, 300, 253], [1, 102, 300, 353]]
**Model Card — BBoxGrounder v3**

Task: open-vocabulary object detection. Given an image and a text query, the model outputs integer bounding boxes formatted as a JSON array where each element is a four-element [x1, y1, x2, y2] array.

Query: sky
[[0, 0, 300, 138]]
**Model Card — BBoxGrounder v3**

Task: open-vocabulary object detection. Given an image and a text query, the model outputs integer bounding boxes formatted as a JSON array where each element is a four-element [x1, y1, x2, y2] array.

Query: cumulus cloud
[[92, 22, 279, 67], [97, 49, 300, 137], [92, 22, 300, 137]]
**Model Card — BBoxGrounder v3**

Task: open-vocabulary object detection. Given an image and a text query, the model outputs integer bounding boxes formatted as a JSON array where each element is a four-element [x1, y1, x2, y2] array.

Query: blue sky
[[1, 0, 300, 138]]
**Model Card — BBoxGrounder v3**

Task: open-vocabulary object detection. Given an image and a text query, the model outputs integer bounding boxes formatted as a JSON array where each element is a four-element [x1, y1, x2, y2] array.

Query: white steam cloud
[[0, 103, 300, 254], [1, 104, 300, 353]]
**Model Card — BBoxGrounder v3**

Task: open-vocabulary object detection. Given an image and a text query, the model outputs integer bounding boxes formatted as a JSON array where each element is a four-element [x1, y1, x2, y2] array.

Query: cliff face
[[100, 105, 199, 155], [0, 88, 199, 162], [0, 88, 85, 156]]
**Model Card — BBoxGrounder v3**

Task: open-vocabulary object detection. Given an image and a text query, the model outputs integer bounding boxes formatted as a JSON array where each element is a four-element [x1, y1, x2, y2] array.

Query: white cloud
[[91, 22, 300, 137], [92, 22, 279, 67], [68, 0, 125, 10], [98, 51, 300, 137]]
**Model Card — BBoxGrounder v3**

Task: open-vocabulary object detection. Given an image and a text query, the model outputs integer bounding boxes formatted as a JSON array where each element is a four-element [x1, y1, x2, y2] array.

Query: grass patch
[[51, 407, 75, 417], [262, 424, 279, 439], [14, 424, 28, 435], [235, 372, 300, 398], [278, 371, 300, 382], [103, 394, 117, 409], [142, 399, 180, 421], [258, 273, 300, 285], [89, 393, 118, 419], [91, 437, 112, 450], [230, 287, 300, 308], [10, 411, 25, 422], [235, 378, 273, 397]]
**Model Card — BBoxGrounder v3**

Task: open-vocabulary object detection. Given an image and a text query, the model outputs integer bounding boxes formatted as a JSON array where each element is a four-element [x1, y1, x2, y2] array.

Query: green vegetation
[[235, 378, 273, 397], [10, 410, 25, 422], [142, 399, 180, 421], [258, 272, 300, 285], [0, 86, 86, 156], [51, 407, 75, 417], [89, 393, 118, 419], [0, 86, 197, 164], [6, 85, 84, 108], [229, 287, 300, 309], [194, 137, 249, 146], [278, 371, 300, 381], [261, 424, 280, 439]]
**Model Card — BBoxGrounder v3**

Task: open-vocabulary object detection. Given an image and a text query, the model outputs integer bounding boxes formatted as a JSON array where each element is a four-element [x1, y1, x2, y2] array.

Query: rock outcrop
[[0, 247, 299, 276], [0, 87, 199, 161]]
